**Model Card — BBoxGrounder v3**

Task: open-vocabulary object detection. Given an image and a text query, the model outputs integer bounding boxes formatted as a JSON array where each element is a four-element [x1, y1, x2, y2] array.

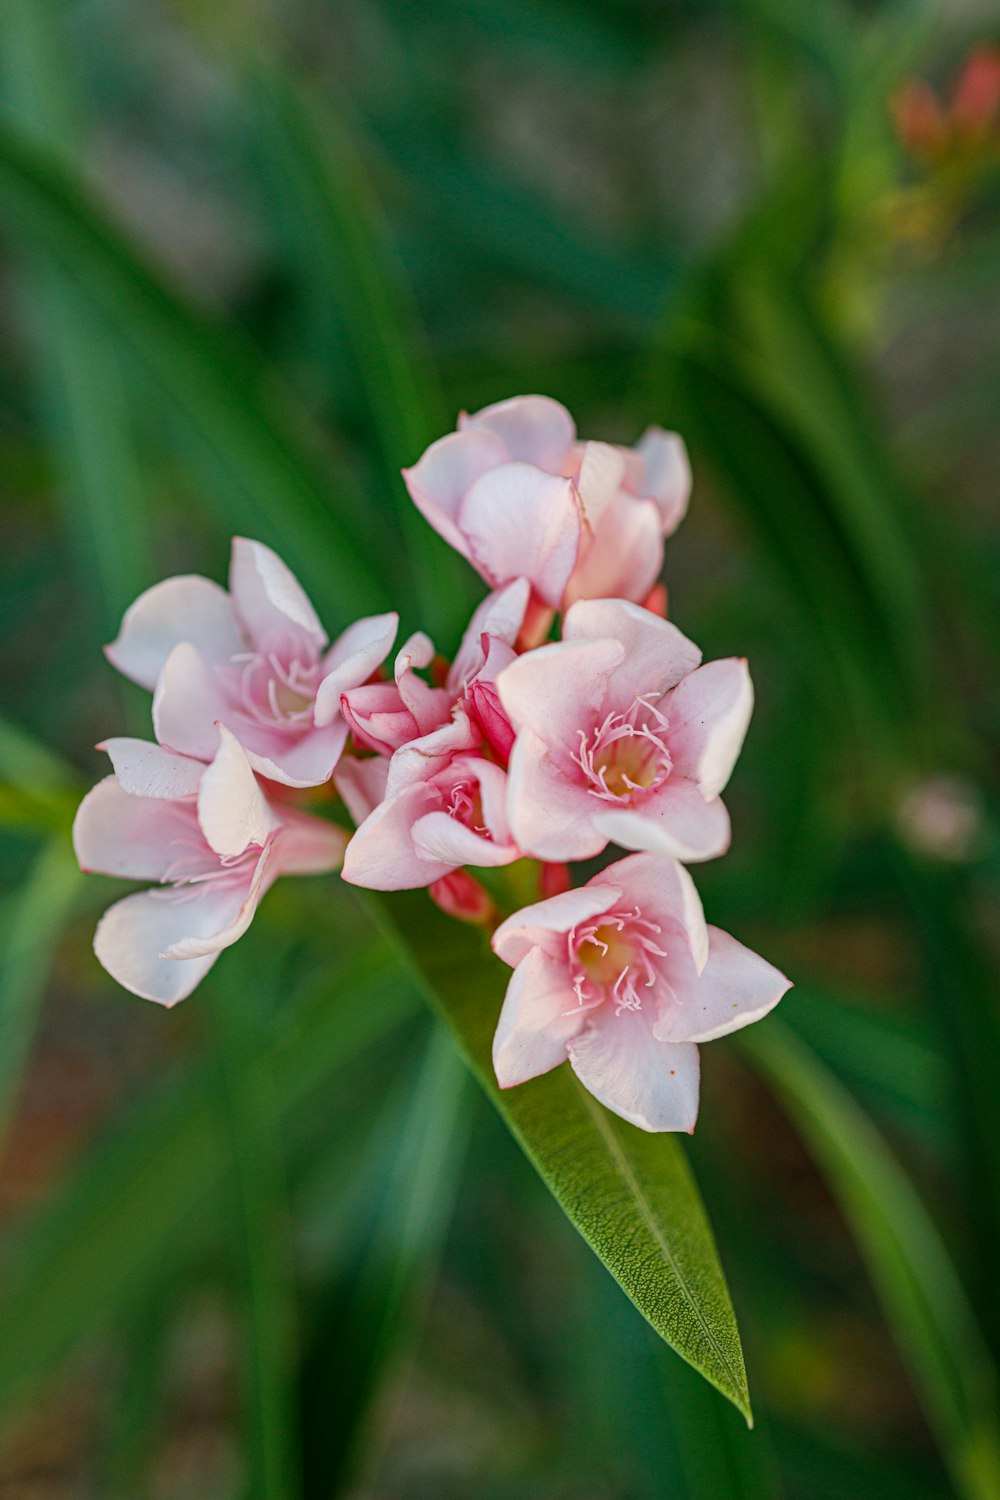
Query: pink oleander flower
[[106, 537, 397, 787], [497, 598, 752, 864], [491, 853, 791, 1132], [341, 579, 529, 764], [402, 395, 690, 611], [340, 711, 519, 890], [73, 728, 346, 1005]]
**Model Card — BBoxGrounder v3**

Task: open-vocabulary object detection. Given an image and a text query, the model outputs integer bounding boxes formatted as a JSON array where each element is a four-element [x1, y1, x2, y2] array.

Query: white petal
[[496, 636, 623, 744], [94, 890, 223, 1005], [411, 812, 517, 868], [459, 464, 582, 607], [459, 395, 576, 470], [564, 494, 663, 608], [105, 576, 242, 692], [74, 777, 207, 882], [152, 642, 231, 761], [506, 730, 609, 862], [272, 810, 347, 876], [242, 721, 349, 789], [314, 612, 398, 726], [592, 782, 731, 865], [334, 755, 390, 825], [197, 725, 276, 857], [568, 1008, 700, 1132], [631, 428, 691, 534], [562, 597, 701, 700], [402, 427, 510, 556], [599, 851, 709, 975], [493, 947, 584, 1088], [341, 783, 450, 890], [99, 738, 204, 799], [575, 440, 627, 527], [229, 537, 327, 651], [665, 659, 753, 799], [448, 578, 531, 692], [655, 926, 791, 1044]]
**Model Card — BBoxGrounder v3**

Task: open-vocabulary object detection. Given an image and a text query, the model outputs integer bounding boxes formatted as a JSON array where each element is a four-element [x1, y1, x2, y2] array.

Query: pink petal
[[466, 679, 515, 764], [99, 738, 205, 799], [470, 756, 514, 844], [341, 783, 450, 889], [429, 871, 495, 925], [506, 730, 610, 862], [654, 926, 791, 1044], [600, 852, 708, 975], [562, 598, 701, 700], [341, 683, 417, 755], [665, 659, 753, 799], [568, 1008, 700, 1132], [591, 781, 731, 864], [242, 721, 349, 789], [152, 642, 231, 761], [386, 710, 479, 797], [564, 494, 663, 607], [459, 464, 583, 607], [197, 725, 275, 857], [74, 777, 208, 882], [493, 947, 584, 1088], [411, 812, 517, 869], [394, 632, 453, 735], [575, 440, 627, 527], [492, 882, 622, 967], [229, 537, 327, 653], [459, 395, 575, 470], [160, 846, 271, 958], [272, 809, 348, 876], [448, 578, 531, 692], [334, 755, 390, 825], [630, 428, 691, 534], [496, 636, 623, 745], [314, 612, 398, 726], [104, 576, 243, 692], [402, 427, 511, 557]]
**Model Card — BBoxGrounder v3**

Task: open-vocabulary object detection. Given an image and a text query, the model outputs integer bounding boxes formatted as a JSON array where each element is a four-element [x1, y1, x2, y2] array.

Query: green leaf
[[371, 892, 752, 1422], [740, 1020, 1000, 1500], [0, 123, 386, 623]]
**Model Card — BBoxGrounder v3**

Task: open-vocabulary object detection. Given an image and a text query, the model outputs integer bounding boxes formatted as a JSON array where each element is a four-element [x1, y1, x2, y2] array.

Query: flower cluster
[[75, 394, 790, 1131]]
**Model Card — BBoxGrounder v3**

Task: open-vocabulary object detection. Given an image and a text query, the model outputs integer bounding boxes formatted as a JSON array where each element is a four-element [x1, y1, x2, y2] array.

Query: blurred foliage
[[1, 0, 999, 1495]]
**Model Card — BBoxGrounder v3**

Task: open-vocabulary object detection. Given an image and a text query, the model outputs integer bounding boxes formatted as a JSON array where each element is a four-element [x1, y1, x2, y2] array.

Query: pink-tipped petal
[[492, 883, 622, 967], [460, 395, 575, 470], [104, 576, 243, 692], [493, 947, 584, 1088], [459, 464, 582, 607], [568, 1009, 700, 1133], [496, 636, 623, 744], [197, 725, 275, 857], [402, 427, 511, 556], [152, 642, 231, 761], [73, 778, 208, 882], [665, 659, 754, 799], [592, 783, 731, 864], [506, 730, 609, 862], [655, 926, 791, 1044], [562, 598, 701, 699], [99, 739, 205, 800], [314, 612, 398, 726], [631, 428, 691, 534], [229, 537, 327, 652]]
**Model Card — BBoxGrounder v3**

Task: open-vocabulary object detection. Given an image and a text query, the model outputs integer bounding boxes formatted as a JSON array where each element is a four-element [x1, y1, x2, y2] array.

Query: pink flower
[[402, 396, 690, 611], [496, 598, 752, 864], [340, 711, 519, 890], [341, 578, 529, 763], [73, 728, 346, 1005], [491, 853, 791, 1132], [106, 537, 397, 787]]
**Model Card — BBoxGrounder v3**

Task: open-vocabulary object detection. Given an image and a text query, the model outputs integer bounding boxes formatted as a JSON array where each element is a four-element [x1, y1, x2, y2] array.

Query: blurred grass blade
[[0, 943, 413, 1411], [3, 0, 152, 638], [252, 63, 477, 640], [740, 1020, 1000, 1500], [0, 711, 80, 834], [210, 957, 300, 1500], [0, 838, 82, 1149], [301, 1024, 469, 1496], [373, 892, 751, 1422], [0, 124, 386, 621]]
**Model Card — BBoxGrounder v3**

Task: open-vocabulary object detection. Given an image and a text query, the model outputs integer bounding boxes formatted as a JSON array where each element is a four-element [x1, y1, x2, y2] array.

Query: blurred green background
[[1, 0, 1000, 1496]]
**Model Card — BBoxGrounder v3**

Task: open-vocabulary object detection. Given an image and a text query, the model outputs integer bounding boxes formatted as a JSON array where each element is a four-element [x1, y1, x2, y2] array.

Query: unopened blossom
[[491, 853, 790, 1132], [106, 537, 396, 787], [341, 711, 519, 890], [341, 578, 529, 764], [402, 395, 690, 611], [73, 728, 345, 1005], [497, 598, 752, 864]]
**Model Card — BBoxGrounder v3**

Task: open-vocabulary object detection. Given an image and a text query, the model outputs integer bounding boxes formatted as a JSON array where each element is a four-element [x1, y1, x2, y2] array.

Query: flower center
[[446, 780, 487, 835], [572, 698, 672, 802], [233, 651, 320, 728], [568, 906, 669, 1014]]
